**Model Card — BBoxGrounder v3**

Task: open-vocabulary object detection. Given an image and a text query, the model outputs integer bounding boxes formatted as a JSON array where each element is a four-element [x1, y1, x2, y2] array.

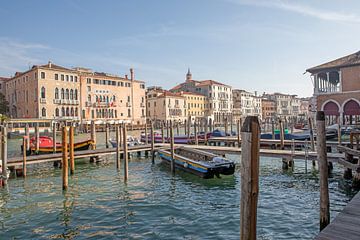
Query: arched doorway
[[343, 99, 360, 125], [323, 101, 339, 125]]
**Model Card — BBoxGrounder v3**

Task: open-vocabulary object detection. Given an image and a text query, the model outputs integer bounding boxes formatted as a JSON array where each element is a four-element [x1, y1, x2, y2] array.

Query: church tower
[[186, 68, 192, 82]]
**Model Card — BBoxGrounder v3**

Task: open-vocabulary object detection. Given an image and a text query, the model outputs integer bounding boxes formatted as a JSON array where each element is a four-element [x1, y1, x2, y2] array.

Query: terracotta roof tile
[[307, 51, 360, 73]]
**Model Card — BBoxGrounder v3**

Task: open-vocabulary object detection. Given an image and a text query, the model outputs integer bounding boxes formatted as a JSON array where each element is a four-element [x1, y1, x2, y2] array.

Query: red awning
[[323, 101, 339, 116], [344, 100, 360, 115]]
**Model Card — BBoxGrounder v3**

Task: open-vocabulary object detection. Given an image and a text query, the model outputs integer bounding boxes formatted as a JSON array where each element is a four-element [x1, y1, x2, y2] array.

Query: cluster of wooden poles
[[239, 111, 330, 239]]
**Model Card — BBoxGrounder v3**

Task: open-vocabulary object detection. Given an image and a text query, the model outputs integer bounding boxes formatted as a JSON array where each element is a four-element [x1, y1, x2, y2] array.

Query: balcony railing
[[53, 99, 61, 104], [40, 98, 46, 104], [126, 102, 131, 107]]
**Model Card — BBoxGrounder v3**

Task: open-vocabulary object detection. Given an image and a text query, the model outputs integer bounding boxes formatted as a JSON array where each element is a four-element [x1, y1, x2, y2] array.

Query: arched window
[[113, 95, 116, 102], [71, 107, 74, 116], [41, 87, 45, 98], [41, 107, 46, 117], [75, 108, 78, 116], [55, 108, 59, 117], [61, 107, 65, 116], [55, 88, 59, 99], [65, 89, 69, 99], [66, 107, 70, 116], [128, 109, 131, 117], [61, 88, 64, 99], [74, 89, 78, 100], [106, 96, 109, 103], [115, 110, 117, 118], [96, 95, 99, 102], [70, 89, 74, 100], [88, 94, 91, 102]]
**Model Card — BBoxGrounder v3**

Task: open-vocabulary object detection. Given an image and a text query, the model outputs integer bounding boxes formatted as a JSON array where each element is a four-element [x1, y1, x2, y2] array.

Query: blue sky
[[1, 0, 360, 97]]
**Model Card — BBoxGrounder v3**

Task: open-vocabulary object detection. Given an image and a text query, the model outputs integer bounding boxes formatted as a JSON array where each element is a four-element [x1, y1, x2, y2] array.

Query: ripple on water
[[0, 152, 355, 239]]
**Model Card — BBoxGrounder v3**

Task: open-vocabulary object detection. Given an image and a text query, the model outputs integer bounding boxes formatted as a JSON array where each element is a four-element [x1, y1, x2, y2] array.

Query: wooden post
[[161, 121, 165, 143], [230, 115, 233, 135], [337, 122, 341, 145], [1, 125, 8, 186], [166, 120, 169, 139], [52, 122, 57, 153], [22, 137, 27, 178], [279, 119, 284, 150], [204, 119, 208, 145], [90, 120, 96, 150], [115, 125, 121, 169], [187, 116, 191, 140], [25, 123, 30, 151], [176, 121, 179, 136], [184, 119, 187, 135], [144, 123, 148, 145], [194, 119, 198, 145], [105, 123, 109, 148], [240, 116, 260, 240], [309, 116, 315, 151], [170, 120, 175, 174], [271, 119, 275, 140], [35, 122, 40, 154], [225, 117, 228, 135], [316, 111, 330, 231], [237, 120, 241, 148], [151, 121, 155, 163], [69, 125, 75, 175], [123, 124, 128, 181], [62, 126, 68, 191], [343, 152, 353, 180]]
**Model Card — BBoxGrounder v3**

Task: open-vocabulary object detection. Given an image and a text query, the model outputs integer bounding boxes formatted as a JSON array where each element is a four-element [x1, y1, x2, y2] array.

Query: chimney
[[130, 68, 134, 81], [125, 74, 128, 80], [48, 60, 52, 68]]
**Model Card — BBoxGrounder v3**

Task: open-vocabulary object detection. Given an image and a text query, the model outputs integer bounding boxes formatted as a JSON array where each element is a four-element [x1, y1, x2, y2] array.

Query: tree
[[0, 93, 9, 116]]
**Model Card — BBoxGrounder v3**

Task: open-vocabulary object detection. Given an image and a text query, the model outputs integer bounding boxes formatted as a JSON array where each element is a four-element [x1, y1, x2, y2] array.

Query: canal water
[[0, 132, 356, 239]]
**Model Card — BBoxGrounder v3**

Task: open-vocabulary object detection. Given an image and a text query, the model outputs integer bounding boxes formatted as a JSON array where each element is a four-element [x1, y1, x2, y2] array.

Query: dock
[[315, 191, 360, 240]]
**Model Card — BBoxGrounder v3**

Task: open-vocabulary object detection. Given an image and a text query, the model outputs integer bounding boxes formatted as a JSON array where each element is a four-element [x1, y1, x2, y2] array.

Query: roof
[[0, 77, 10, 82], [39, 63, 73, 71], [170, 79, 230, 91], [177, 91, 207, 97], [307, 51, 360, 73], [158, 90, 185, 98]]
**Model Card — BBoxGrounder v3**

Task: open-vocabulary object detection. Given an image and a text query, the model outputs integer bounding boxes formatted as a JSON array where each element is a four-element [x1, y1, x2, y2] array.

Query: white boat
[[109, 135, 143, 147]]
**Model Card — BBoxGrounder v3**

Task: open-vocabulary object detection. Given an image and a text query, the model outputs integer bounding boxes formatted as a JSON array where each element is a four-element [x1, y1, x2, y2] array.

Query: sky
[[1, 0, 360, 97]]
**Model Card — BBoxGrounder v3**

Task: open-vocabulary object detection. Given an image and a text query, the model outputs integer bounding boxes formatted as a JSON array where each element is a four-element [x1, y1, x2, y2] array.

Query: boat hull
[[28, 139, 94, 155]]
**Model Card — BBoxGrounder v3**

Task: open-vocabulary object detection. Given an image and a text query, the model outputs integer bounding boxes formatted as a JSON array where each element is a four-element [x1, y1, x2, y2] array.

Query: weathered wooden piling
[[240, 116, 260, 240], [105, 123, 109, 148], [271, 120, 275, 140], [237, 120, 241, 148], [25, 123, 30, 151], [52, 122, 57, 153], [151, 121, 155, 163], [62, 126, 68, 191], [279, 119, 284, 150], [170, 120, 175, 174], [204, 119, 208, 145], [161, 121, 165, 143], [90, 120, 96, 150], [22, 137, 27, 178], [1, 125, 8, 186], [337, 122, 342, 145], [144, 123, 148, 145], [123, 124, 128, 181], [184, 119, 187, 135], [194, 119, 198, 145], [69, 125, 75, 175], [224, 117, 228, 135], [35, 122, 40, 154], [166, 120, 169, 139], [316, 111, 330, 231], [309, 116, 315, 151], [176, 121, 180, 136], [187, 116, 191, 140], [115, 125, 121, 169]]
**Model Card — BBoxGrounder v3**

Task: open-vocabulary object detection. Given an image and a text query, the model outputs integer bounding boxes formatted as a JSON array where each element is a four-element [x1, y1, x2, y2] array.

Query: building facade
[[232, 89, 262, 121], [261, 98, 276, 122], [2, 62, 146, 124], [171, 69, 232, 123], [146, 87, 187, 124], [178, 91, 208, 121]]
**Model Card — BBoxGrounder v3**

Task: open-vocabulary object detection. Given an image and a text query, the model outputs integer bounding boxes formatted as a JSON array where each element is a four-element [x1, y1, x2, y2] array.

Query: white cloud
[[226, 0, 360, 23]]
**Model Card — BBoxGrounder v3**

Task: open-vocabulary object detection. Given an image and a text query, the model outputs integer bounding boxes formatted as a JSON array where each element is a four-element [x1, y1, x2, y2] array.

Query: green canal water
[[0, 132, 356, 239]]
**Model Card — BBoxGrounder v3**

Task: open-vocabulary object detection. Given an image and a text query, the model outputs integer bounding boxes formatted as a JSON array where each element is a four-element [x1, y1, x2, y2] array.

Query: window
[[66, 107, 70, 116], [41, 107, 46, 117], [61, 88, 64, 99], [87, 78, 91, 84], [91, 110, 94, 118], [127, 96, 130, 102], [41, 87, 46, 98], [128, 109, 131, 117], [55, 108, 59, 117], [55, 74, 59, 80], [75, 108, 78, 116], [87, 86, 91, 92], [75, 76, 78, 82], [70, 89, 74, 100], [55, 88, 59, 99], [61, 74, 64, 81], [113, 95, 116, 102], [115, 110, 117, 118], [75, 90, 78, 100], [70, 76, 73, 82], [66, 75, 69, 81], [61, 107, 65, 116], [88, 94, 91, 102], [71, 107, 74, 116], [65, 89, 69, 99], [41, 72, 45, 79]]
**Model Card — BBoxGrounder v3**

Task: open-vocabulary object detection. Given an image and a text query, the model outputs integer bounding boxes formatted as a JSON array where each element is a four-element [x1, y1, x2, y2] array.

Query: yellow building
[[178, 91, 208, 120]]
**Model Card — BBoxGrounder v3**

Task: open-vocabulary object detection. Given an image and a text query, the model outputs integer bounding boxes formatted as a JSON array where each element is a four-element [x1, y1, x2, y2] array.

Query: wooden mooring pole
[[62, 126, 68, 191], [151, 121, 155, 164], [52, 122, 57, 153], [237, 120, 241, 148], [105, 123, 109, 148], [91, 120, 96, 150], [170, 120, 175, 174], [144, 123, 148, 145], [116, 125, 120, 169], [25, 123, 30, 151], [194, 119, 198, 145], [316, 111, 330, 231], [69, 125, 75, 175], [161, 121, 165, 143], [184, 119, 187, 135], [240, 116, 260, 240], [35, 122, 40, 154], [123, 124, 128, 181], [22, 137, 27, 178], [1, 125, 8, 187]]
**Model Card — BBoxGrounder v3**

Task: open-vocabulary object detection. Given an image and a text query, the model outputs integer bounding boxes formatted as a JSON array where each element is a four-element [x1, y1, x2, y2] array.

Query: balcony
[[53, 99, 61, 104], [126, 102, 131, 107], [85, 101, 92, 107], [140, 102, 145, 107], [40, 98, 46, 104], [94, 102, 110, 108]]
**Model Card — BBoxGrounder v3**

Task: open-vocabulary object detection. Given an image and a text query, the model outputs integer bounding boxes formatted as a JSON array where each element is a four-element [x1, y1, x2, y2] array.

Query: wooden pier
[[315, 190, 360, 240]]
